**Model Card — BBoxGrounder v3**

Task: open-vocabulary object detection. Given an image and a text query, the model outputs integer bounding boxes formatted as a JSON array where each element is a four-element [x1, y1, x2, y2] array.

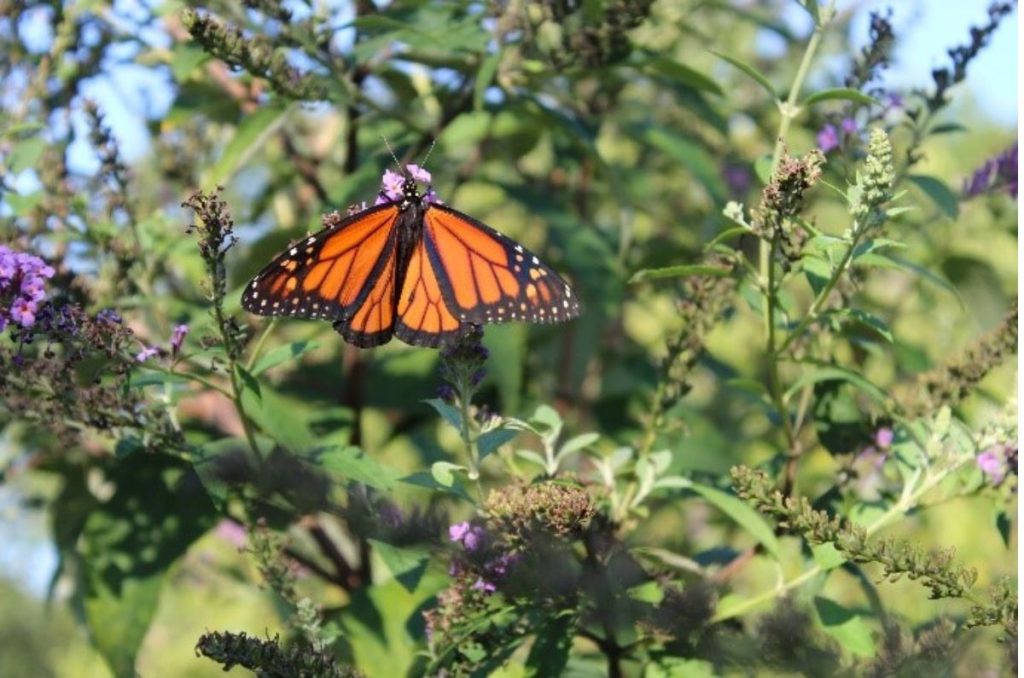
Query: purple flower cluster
[[449, 521, 487, 552], [136, 323, 190, 363], [0, 246, 55, 331], [963, 144, 1018, 199], [375, 164, 440, 205], [817, 117, 860, 154], [448, 521, 520, 595]]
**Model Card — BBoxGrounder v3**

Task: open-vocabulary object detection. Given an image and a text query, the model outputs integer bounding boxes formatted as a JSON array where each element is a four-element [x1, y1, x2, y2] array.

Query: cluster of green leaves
[[0, 0, 1017, 676]]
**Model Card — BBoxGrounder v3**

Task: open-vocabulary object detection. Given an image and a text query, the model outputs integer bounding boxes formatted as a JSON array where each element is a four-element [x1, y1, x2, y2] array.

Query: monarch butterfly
[[241, 164, 580, 348]]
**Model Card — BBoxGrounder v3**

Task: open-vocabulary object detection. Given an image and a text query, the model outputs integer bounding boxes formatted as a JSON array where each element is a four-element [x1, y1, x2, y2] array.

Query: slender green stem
[[776, 233, 858, 356], [245, 318, 279, 371]]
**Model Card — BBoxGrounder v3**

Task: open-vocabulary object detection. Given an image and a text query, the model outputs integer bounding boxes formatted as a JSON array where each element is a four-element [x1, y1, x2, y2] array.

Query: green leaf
[[803, 88, 879, 107], [250, 340, 320, 376], [929, 122, 968, 135], [688, 482, 780, 559], [797, 0, 820, 23], [204, 103, 290, 188], [8, 136, 46, 174], [853, 252, 964, 306], [785, 364, 889, 408], [369, 539, 428, 592], [557, 432, 600, 459], [431, 461, 466, 487], [525, 613, 575, 677], [996, 510, 1011, 548], [530, 404, 562, 433], [629, 264, 732, 284], [645, 127, 727, 200], [811, 542, 846, 570], [642, 55, 724, 96], [236, 366, 317, 453], [399, 472, 472, 500], [828, 307, 894, 343], [81, 454, 216, 676], [476, 427, 519, 458], [802, 255, 832, 296], [710, 50, 777, 99], [754, 154, 774, 184], [655, 478, 779, 559], [317, 445, 399, 490], [483, 323, 526, 414], [646, 657, 717, 678], [627, 581, 665, 604], [813, 597, 876, 657], [170, 44, 210, 81], [474, 49, 502, 111], [907, 174, 959, 219], [424, 398, 462, 430]]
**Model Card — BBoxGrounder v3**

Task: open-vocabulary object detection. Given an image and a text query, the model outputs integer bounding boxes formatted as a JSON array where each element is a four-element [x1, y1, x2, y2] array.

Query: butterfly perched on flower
[[241, 164, 580, 347]]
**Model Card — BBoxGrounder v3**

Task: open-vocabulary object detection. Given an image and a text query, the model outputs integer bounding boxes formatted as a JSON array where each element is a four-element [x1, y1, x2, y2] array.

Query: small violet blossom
[[449, 521, 486, 552], [136, 346, 160, 362], [170, 324, 189, 358], [375, 165, 438, 206], [976, 443, 1015, 485], [817, 124, 840, 153], [0, 246, 55, 330], [874, 427, 894, 450], [964, 144, 1018, 199]]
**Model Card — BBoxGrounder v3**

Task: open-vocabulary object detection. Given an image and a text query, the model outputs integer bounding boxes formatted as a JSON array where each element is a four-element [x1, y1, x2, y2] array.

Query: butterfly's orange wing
[[393, 204, 579, 346], [241, 205, 401, 348]]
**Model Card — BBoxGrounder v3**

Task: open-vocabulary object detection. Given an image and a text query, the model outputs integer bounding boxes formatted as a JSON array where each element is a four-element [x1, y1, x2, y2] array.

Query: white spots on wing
[[307, 236, 316, 245], [290, 247, 298, 256]]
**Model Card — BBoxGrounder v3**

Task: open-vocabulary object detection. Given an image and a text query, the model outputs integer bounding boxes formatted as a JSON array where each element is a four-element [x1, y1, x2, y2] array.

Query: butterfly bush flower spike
[[0, 246, 55, 330]]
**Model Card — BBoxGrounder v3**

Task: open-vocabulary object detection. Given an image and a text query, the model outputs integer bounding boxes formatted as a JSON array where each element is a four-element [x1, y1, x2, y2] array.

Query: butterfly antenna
[[381, 134, 402, 170], [420, 138, 437, 169]]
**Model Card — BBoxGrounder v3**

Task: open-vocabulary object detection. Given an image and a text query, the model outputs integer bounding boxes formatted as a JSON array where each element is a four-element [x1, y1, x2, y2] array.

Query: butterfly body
[[242, 173, 579, 348]]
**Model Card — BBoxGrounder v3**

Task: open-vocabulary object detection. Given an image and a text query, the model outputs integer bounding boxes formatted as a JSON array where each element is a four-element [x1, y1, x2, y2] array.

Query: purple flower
[[884, 92, 903, 110], [722, 163, 753, 196], [96, 309, 122, 324], [136, 345, 160, 362], [449, 522, 471, 542], [874, 427, 894, 450], [170, 324, 189, 358], [406, 164, 432, 183], [448, 521, 486, 552], [840, 117, 859, 136], [424, 189, 443, 205], [0, 247, 54, 331], [817, 124, 840, 153], [977, 449, 1005, 484], [381, 169, 404, 201], [10, 298, 37, 327], [215, 519, 248, 548], [964, 144, 1018, 199], [471, 578, 496, 594]]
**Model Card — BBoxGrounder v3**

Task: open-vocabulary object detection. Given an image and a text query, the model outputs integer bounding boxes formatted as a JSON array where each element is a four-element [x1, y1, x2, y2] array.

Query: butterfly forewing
[[419, 204, 581, 326], [241, 205, 400, 341]]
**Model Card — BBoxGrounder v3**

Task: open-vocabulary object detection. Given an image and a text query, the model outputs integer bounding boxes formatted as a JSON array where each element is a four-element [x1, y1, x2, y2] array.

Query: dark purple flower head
[[472, 578, 496, 594], [841, 117, 859, 136], [817, 124, 840, 153], [964, 144, 1017, 199], [96, 309, 122, 324], [170, 324, 189, 358], [722, 163, 753, 196]]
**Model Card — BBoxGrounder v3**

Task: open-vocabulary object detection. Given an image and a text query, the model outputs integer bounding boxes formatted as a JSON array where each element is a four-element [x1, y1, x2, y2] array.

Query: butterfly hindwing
[[418, 204, 580, 327], [394, 238, 464, 347], [241, 204, 400, 347]]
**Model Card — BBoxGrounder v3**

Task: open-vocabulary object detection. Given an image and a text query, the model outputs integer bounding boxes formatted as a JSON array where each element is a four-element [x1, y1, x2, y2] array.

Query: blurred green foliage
[[0, 0, 1017, 676]]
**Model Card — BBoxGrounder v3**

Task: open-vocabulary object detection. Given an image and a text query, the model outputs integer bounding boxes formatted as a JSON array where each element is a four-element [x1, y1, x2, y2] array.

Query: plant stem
[[759, 0, 838, 492]]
